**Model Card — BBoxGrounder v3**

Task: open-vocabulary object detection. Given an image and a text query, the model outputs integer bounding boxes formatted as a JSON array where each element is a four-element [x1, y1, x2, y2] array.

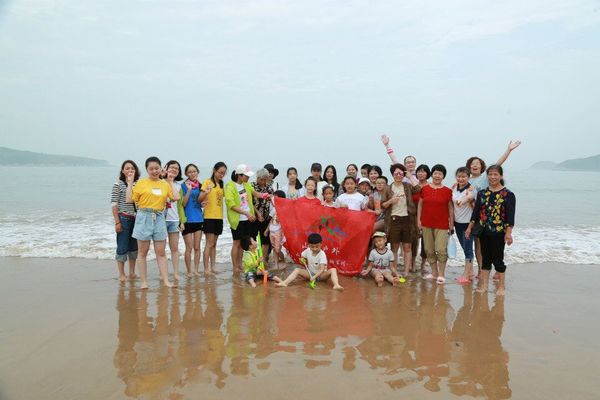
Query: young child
[[266, 190, 287, 270], [357, 177, 373, 196], [321, 185, 338, 208], [276, 233, 344, 290], [241, 236, 282, 287], [369, 176, 388, 232], [297, 177, 321, 206], [337, 176, 368, 211], [361, 232, 397, 287]]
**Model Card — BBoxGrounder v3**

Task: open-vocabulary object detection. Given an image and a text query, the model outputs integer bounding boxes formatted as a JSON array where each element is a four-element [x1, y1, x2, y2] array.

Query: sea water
[[1, 166, 599, 264]]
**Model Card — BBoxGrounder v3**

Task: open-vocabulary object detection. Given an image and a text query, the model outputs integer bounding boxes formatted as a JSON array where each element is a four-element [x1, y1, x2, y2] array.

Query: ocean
[[1, 166, 599, 265]]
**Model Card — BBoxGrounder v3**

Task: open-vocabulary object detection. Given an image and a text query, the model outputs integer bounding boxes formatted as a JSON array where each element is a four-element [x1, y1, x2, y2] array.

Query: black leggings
[[480, 233, 507, 273]]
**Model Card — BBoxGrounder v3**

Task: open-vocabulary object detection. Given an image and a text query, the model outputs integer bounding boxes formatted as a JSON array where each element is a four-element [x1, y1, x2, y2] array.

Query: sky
[[0, 0, 599, 173]]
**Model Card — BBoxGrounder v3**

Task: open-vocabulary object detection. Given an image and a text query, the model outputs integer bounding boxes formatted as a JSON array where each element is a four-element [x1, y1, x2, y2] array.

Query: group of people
[[111, 135, 519, 295]]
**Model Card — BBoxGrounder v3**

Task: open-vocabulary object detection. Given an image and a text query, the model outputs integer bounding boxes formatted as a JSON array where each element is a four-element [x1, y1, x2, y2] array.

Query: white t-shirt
[[452, 185, 476, 224], [316, 181, 328, 201], [368, 247, 394, 270], [301, 248, 327, 276], [336, 192, 367, 211], [165, 181, 182, 222], [236, 183, 250, 221]]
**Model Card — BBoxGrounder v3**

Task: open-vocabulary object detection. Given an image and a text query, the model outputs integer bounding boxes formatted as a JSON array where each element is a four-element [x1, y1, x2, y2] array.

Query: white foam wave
[[1, 211, 599, 265]]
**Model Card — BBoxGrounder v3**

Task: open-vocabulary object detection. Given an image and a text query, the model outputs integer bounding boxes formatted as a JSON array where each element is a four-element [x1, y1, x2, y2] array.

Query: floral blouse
[[252, 182, 274, 220], [470, 187, 516, 235]]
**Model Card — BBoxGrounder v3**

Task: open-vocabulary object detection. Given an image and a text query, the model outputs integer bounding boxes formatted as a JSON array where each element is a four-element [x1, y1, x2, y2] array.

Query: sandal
[[436, 276, 446, 285], [456, 276, 471, 285]]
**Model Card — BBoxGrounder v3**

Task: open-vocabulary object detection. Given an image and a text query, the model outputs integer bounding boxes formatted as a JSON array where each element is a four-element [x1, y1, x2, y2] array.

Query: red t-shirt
[[296, 196, 321, 206], [420, 185, 452, 229]]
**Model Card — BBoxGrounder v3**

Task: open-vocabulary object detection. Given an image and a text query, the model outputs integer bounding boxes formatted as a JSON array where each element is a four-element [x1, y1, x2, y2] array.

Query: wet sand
[[0, 257, 598, 400]]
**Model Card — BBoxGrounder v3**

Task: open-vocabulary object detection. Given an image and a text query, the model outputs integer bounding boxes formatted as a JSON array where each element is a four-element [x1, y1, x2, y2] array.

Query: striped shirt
[[111, 180, 136, 216]]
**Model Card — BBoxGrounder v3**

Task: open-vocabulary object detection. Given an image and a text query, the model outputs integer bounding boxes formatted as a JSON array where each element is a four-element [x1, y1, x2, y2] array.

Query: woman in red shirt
[[417, 164, 454, 284]]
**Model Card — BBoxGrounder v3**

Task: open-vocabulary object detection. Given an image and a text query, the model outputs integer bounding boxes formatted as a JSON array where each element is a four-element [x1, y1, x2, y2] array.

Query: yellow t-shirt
[[201, 179, 224, 219], [131, 178, 174, 212]]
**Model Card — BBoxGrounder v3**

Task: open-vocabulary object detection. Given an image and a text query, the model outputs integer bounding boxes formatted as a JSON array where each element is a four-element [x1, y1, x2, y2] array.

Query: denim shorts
[[132, 209, 168, 241], [116, 215, 138, 262], [166, 220, 180, 233]]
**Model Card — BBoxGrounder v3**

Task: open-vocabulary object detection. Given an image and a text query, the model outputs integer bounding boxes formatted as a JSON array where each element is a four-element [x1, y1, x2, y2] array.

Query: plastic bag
[[447, 234, 457, 259]]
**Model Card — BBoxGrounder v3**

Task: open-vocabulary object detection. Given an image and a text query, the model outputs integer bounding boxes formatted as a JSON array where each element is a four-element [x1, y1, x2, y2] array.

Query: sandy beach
[[0, 257, 598, 400]]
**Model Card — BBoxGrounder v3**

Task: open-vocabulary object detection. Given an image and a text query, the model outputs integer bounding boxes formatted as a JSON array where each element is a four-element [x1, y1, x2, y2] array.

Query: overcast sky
[[0, 0, 599, 172]]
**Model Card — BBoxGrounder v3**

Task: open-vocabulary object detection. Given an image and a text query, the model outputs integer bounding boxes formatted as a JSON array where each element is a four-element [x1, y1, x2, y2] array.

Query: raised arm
[[125, 173, 135, 203], [182, 181, 192, 207], [381, 134, 400, 164], [495, 140, 522, 166]]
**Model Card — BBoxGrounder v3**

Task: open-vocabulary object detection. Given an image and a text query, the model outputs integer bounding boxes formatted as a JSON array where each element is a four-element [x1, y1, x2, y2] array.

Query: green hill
[[555, 155, 600, 171], [0, 146, 110, 166], [529, 155, 600, 172]]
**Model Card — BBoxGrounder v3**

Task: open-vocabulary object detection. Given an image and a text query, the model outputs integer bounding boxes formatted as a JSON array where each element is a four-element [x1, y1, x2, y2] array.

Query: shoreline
[[1, 257, 599, 400]]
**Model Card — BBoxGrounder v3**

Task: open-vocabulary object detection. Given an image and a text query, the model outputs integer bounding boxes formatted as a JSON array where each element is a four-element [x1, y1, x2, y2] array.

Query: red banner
[[274, 197, 376, 276]]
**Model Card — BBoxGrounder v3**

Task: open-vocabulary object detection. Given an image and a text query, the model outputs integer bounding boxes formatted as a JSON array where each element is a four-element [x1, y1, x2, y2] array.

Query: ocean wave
[[1, 211, 599, 265]]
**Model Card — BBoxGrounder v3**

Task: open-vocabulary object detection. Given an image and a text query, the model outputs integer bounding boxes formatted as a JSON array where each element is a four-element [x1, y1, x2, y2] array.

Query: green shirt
[[242, 250, 259, 273], [225, 181, 255, 230]]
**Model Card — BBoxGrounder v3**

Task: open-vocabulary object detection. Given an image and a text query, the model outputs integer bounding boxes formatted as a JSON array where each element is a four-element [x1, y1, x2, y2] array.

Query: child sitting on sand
[[276, 233, 344, 290], [361, 232, 398, 286], [242, 236, 282, 288], [266, 190, 287, 270]]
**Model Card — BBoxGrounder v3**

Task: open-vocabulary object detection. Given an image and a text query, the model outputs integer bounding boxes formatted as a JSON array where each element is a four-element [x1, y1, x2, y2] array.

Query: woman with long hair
[[201, 162, 227, 275], [111, 160, 140, 282], [163, 160, 185, 281]]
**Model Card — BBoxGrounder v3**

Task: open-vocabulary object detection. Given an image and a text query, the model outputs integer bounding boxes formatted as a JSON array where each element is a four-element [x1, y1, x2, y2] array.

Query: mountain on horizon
[[0, 146, 110, 166]]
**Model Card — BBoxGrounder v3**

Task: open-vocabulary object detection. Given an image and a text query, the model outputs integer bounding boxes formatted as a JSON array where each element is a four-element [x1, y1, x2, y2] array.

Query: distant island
[[529, 154, 600, 172], [0, 146, 110, 166]]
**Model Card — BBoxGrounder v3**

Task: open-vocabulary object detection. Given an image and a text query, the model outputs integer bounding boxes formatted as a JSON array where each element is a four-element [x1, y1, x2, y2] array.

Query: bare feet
[[193, 271, 201, 277], [333, 285, 344, 291], [140, 282, 149, 290], [496, 287, 506, 296], [163, 280, 177, 288], [128, 274, 138, 280], [173, 274, 180, 281], [119, 274, 127, 283], [204, 269, 213, 276], [275, 281, 287, 287], [211, 268, 218, 274], [187, 272, 194, 278], [249, 280, 257, 288]]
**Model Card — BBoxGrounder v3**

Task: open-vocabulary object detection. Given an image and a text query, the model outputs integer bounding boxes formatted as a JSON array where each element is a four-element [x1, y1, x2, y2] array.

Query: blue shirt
[[182, 183, 204, 223]]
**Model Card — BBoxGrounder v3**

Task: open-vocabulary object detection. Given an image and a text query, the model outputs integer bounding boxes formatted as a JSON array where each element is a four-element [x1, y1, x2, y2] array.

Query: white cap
[[235, 164, 255, 177], [358, 177, 372, 186]]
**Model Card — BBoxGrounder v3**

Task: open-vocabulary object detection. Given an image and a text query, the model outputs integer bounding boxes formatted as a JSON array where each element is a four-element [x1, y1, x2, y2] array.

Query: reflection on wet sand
[[113, 277, 510, 398]]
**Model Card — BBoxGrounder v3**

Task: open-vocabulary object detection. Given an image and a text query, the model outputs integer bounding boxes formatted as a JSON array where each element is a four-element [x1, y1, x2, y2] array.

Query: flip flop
[[436, 276, 446, 285], [397, 276, 406, 284], [456, 276, 471, 285]]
